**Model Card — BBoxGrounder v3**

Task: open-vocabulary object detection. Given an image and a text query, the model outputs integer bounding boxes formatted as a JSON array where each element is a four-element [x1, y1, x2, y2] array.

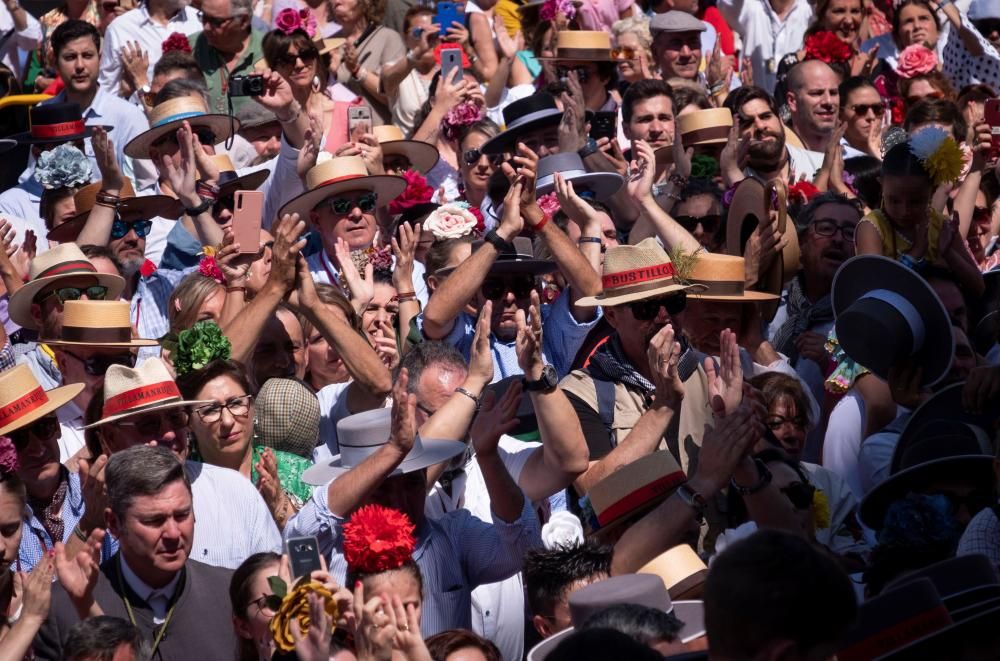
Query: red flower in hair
[[389, 169, 434, 215], [343, 505, 416, 574], [468, 206, 485, 237], [198, 255, 225, 283], [788, 181, 820, 205], [803, 32, 853, 64], [162, 32, 192, 54]]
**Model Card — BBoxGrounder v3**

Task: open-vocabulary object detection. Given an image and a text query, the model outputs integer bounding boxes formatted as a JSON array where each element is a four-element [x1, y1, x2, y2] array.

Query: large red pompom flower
[[389, 169, 434, 215], [803, 31, 853, 64], [343, 505, 416, 574], [162, 32, 192, 54]]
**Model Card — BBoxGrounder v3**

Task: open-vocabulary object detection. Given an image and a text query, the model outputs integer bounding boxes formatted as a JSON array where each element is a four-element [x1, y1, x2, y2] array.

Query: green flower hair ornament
[[171, 321, 232, 376], [690, 155, 719, 180]]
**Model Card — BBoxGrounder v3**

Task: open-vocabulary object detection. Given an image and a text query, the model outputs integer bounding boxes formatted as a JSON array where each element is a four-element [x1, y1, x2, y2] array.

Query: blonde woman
[[611, 15, 656, 87]]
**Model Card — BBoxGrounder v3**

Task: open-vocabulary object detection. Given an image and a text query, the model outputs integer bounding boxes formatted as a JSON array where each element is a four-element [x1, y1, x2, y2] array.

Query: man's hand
[[267, 213, 307, 293], [596, 137, 629, 178], [388, 368, 417, 458], [554, 171, 601, 232], [159, 121, 203, 208], [468, 301, 495, 387], [54, 529, 105, 608], [92, 128, 124, 192], [77, 455, 109, 532], [794, 330, 828, 364], [470, 383, 522, 458], [557, 70, 587, 153], [647, 324, 684, 410], [720, 123, 750, 185], [670, 124, 694, 183], [515, 290, 544, 381], [705, 328, 744, 416], [689, 394, 765, 497], [627, 139, 656, 203], [495, 176, 525, 241], [887, 360, 926, 409]]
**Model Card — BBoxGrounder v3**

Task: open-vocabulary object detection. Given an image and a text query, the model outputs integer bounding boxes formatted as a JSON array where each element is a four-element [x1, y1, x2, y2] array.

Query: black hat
[[887, 554, 1000, 619], [481, 93, 562, 155], [435, 236, 556, 277], [12, 103, 107, 144]]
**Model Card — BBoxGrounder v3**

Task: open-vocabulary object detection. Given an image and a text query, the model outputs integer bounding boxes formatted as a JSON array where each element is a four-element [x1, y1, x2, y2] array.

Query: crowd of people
[[0, 0, 999, 657]]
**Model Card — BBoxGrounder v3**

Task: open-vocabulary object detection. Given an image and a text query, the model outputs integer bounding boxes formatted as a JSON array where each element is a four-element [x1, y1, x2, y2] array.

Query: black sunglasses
[[61, 350, 135, 376], [629, 292, 686, 321], [481, 278, 535, 300], [152, 128, 217, 149], [556, 65, 589, 83], [214, 193, 236, 218], [780, 482, 816, 511], [41, 285, 109, 305], [463, 148, 501, 167], [275, 48, 318, 68], [110, 219, 152, 240], [673, 214, 721, 234], [198, 9, 234, 26], [847, 102, 885, 117], [10, 415, 59, 450]]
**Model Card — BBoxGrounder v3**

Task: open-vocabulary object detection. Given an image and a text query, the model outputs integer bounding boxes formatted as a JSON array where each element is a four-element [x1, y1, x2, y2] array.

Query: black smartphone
[[286, 536, 323, 580], [229, 73, 265, 97], [589, 111, 617, 141]]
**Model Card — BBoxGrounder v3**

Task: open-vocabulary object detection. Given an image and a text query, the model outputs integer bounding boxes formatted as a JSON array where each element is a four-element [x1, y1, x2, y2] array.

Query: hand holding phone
[[348, 106, 373, 140], [440, 47, 463, 84], [286, 536, 324, 580], [232, 190, 264, 255], [985, 99, 1000, 159], [434, 1, 463, 36]]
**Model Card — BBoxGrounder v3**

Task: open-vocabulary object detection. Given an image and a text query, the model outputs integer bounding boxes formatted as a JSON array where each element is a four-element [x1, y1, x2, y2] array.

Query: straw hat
[[654, 108, 734, 164], [11, 103, 108, 144], [278, 156, 407, 220], [535, 152, 624, 201], [206, 153, 271, 198], [8, 243, 126, 330], [576, 238, 700, 307], [124, 96, 238, 160], [686, 253, 778, 302], [372, 125, 440, 174], [0, 364, 84, 436], [42, 300, 159, 348], [538, 31, 617, 62], [48, 178, 183, 243], [83, 358, 212, 429], [638, 544, 708, 600]]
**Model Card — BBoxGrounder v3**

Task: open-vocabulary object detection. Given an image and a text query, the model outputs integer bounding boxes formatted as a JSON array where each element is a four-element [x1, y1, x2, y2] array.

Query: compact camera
[[228, 73, 265, 97]]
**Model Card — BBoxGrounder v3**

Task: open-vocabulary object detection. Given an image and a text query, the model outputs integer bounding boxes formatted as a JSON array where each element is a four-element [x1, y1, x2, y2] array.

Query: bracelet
[[276, 102, 301, 124], [709, 79, 726, 95], [668, 173, 689, 187], [184, 197, 214, 216], [225, 286, 247, 294], [730, 458, 773, 496], [534, 213, 551, 232], [578, 236, 602, 244], [899, 253, 927, 271], [675, 483, 707, 523], [95, 191, 120, 206], [73, 523, 89, 542], [196, 181, 220, 198], [94, 201, 117, 209], [396, 291, 418, 302], [455, 386, 481, 412]]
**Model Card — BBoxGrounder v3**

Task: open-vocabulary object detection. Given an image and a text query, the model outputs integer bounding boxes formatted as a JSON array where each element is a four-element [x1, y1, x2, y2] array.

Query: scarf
[[28, 467, 69, 547], [771, 276, 835, 363], [587, 334, 655, 394]]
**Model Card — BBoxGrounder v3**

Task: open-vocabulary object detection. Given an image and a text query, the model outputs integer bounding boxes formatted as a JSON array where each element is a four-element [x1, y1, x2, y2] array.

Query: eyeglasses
[[194, 395, 253, 423], [811, 218, 857, 242], [250, 593, 279, 615], [119, 409, 191, 437], [674, 214, 721, 234], [780, 482, 816, 510], [765, 414, 808, 432], [61, 350, 135, 376], [906, 91, 945, 105], [628, 292, 686, 321], [462, 148, 501, 167], [197, 10, 234, 26], [610, 46, 636, 60], [10, 415, 59, 451], [110, 219, 153, 240], [481, 277, 535, 300], [556, 65, 589, 83], [275, 48, 318, 68], [213, 193, 236, 218], [40, 285, 109, 305], [847, 102, 885, 117], [316, 192, 378, 214]]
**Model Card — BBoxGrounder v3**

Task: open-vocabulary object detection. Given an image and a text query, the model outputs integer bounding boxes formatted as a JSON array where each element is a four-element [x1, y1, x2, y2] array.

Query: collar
[[57, 398, 84, 426], [119, 554, 182, 605], [140, 1, 189, 25]]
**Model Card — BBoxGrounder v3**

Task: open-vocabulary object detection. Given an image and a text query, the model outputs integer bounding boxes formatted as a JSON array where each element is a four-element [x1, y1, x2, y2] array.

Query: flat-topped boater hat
[[42, 300, 158, 348], [577, 238, 701, 307], [125, 96, 237, 159], [372, 124, 440, 174], [278, 155, 407, 220], [0, 364, 84, 436], [538, 31, 619, 62]]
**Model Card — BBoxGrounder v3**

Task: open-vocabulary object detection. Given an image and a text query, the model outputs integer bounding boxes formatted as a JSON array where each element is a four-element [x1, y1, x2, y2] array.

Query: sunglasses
[[317, 192, 378, 214], [481, 277, 535, 300], [152, 128, 218, 149], [110, 219, 152, 240], [674, 214, 721, 234], [214, 193, 236, 217], [611, 46, 636, 60], [811, 218, 856, 242], [906, 91, 945, 105], [275, 48, 318, 68], [628, 292, 686, 321], [10, 415, 60, 450], [462, 148, 501, 167], [847, 102, 885, 117], [40, 285, 109, 305], [198, 10, 234, 26], [61, 350, 135, 376], [119, 409, 191, 437], [556, 65, 589, 83], [780, 482, 816, 510]]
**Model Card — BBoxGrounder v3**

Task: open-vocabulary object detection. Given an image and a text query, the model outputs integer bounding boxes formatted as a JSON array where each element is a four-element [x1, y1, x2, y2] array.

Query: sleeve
[[942, 11, 1000, 91], [957, 507, 1000, 564], [447, 498, 542, 587], [262, 135, 301, 229], [97, 22, 122, 94], [0, 340, 15, 371], [541, 289, 602, 379], [858, 431, 897, 495], [716, 0, 748, 33], [283, 481, 345, 559], [563, 391, 615, 460], [11, 6, 41, 50], [418, 310, 476, 361], [378, 28, 406, 69], [497, 439, 540, 486]]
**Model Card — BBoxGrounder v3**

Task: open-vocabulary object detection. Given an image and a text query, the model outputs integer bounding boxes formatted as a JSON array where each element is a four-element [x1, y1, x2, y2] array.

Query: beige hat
[[278, 156, 407, 220], [576, 238, 701, 307], [206, 153, 271, 197], [654, 108, 733, 164], [84, 358, 212, 429], [638, 544, 708, 600], [0, 364, 84, 436], [686, 252, 778, 302], [538, 31, 617, 62], [49, 178, 183, 243], [43, 300, 159, 348], [372, 125, 440, 174], [125, 96, 238, 160], [8, 243, 126, 330]]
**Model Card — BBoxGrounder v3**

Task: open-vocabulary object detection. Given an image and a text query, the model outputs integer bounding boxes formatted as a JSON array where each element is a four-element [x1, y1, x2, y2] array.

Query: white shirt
[[717, 0, 813, 94], [119, 554, 182, 624], [787, 144, 825, 182], [822, 390, 865, 500], [98, 2, 203, 96], [0, 3, 41, 81], [0, 186, 49, 254], [56, 399, 86, 465]]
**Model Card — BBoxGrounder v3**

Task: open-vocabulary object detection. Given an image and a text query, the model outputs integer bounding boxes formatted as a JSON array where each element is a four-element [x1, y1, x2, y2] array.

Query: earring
[[312, 75, 321, 93]]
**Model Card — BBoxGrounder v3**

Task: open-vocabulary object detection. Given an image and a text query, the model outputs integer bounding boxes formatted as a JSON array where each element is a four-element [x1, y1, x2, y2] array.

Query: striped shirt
[[131, 266, 194, 362]]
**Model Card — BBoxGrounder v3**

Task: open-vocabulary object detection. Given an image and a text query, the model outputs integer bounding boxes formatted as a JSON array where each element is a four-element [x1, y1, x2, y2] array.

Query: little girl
[[855, 127, 985, 297]]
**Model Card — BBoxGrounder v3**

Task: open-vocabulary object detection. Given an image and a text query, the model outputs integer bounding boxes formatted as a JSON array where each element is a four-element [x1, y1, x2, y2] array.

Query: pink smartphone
[[232, 190, 264, 255]]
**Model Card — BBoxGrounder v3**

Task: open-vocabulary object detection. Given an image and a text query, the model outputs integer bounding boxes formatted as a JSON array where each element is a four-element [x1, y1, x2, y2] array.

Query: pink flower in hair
[[0, 436, 18, 475], [896, 44, 938, 78]]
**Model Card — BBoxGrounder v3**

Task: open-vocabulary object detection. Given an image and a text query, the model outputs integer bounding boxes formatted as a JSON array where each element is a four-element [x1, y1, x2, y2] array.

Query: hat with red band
[[11, 103, 110, 145], [0, 364, 83, 436], [278, 155, 407, 220], [8, 243, 126, 330], [576, 238, 702, 307], [83, 357, 212, 429]]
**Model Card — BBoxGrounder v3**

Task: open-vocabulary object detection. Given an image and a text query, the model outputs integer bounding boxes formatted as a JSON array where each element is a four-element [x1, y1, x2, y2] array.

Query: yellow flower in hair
[[812, 488, 831, 530], [923, 138, 966, 186]]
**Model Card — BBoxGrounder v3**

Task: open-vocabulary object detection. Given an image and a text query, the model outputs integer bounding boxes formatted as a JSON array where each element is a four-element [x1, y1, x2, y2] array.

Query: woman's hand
[[290, 593, 332, 661], [647, 323, 684, 411], [17, 554, 55, 624], [343, 42, 361, 75], [627, 139, 656, 203], [255, 68, 298, 117], [849, 43, 879, 78], [706, 40, 729, 89], [255, 447, 284, 515], [373, 320, 400, 370], [356, 132, 385, 175], [334, 237, 375, 313], [705, 328, 744, 416], [670, 123, 694, 182], [0, 220, 35, 281], [970, 121, 993, 171], [92, 127, 125, 192], [445, 21, 471, 49], [160, 121, 202, 207], [391, 222, 418, 293], [554, 171, 600, 231], [351, 583, 396, 661], [388, 594, 429, 659], [495, 18, 523, 59], [431, 67, 469, 112], [216, 228, 256, 285], [121, 41, 150, 90]]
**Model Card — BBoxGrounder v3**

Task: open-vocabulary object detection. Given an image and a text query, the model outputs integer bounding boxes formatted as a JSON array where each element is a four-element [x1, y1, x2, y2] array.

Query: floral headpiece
[[908, 126, 966, 186], [389, 169, 434, 216], [171, 320, 232, 376], [162, 32, 192, 54], [34, 144, 92, 190], [896, 44, 938, 79], [343, 505, 416, 574], [788, 180, 820, 206], [0, 436, 18, 475], [540, 0, 576, 21], [268, 579, 340, 652], [441, 101, 484, 142], [424, 202, 481, 239], [198, 251, 225, 283], [541, 511, 585, 550], [803, 31, 853, 64], [274, 7, 318, 38]]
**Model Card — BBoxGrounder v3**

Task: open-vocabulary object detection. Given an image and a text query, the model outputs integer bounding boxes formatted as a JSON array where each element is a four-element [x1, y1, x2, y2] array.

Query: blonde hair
[[611, 15, 653, 51], [168, 273, 225, 335]]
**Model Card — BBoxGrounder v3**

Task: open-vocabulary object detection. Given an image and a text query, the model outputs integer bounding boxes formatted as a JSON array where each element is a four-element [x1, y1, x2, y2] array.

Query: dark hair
[[176, 358, 253, 401], [425, 629, 502, 661], [0, 470, 26, 510], [747, 372, 814, 428], [839, 76, 877, 107], [843, 155, 883, 210], [808, 0, 863, 37], [704, 530, 857, 659], [899, 70, 956, 105], [230, 552, 282, 661], [582, 603, 685, 644], [903, 98, 965, 142], [723, 86, 779, 125], [403, 5, 435, 32], [957, 83, 997, 110], [622, 79, 674, 125], [79, 244, 124, 276], [523, 541, 613, 617], [153, 77, 208, 107], [63, 616, 149, 661], [262, 29, 318, 72], [548, 628, 663, 661], [152, 49, 203, 81], [398, 341, 467, 394], [40, 186, 78, 229], [347, 560, 424, 597], [671, 83, 712, 112], [423, 236, 475, 278], [892, 0, 941, 47], [51, 19, 100, 58], [882, 141, 931, 180], [302, 282, 362, 337], [792, 191, 863, 237], [106, 445, 191, 520]]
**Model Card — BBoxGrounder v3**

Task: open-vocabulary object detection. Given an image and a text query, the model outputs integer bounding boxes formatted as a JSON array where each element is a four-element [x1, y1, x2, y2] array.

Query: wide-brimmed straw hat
[[302, 408, 466, 485], [538, 31, 617, 62], [435, 236, 556, 277], [372, 125, 439, 174], [48, 178, 183, 243], [832, 255, 954, 387], [8, 243, 126, 330], [655, 108, 734, 165], [0, 364, 84, 436], [576, 238, 700, 307], [124, 96, 238, 159], [686, 253, 778, 302], [42, 300, 158, 348], [638, 544, 708, 600], [527, 574, 705, 661], [278, 156, 407, 220], [11, 103, 108, 144], [83, 358, 212, 429], [481, 93, 563, 155], [535, 152, 624, 201]]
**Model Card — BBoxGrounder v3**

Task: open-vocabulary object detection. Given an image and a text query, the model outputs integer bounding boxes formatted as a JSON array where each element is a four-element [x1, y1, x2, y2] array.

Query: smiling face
[[189, 375, 253, 470], [653, 30, 702, 80], [459, 130, 497, 197], [800, 202, 860, 291], [108, 479, 194, 586], [311, 188, 378, 255], [822, 0, 863, 44], [616, 32, 645, 82], [274, 37, 319, 91], [56, 34, 100, 97], [624, 94, 675, 150], [331, 0, 365, 26], [897, 3, 938, 47]]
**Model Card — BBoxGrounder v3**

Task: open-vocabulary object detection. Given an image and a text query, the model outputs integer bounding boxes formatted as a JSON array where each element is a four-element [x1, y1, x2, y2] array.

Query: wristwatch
[[484, 228, 513, 254], [578, 137, 599, 159], [523, 364, 557, 392], [675, 483, 707, 523], [730, 458, 773, 496]]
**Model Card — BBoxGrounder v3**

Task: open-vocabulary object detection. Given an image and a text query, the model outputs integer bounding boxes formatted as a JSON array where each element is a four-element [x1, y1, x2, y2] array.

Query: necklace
[[116, 557, 180, 658]]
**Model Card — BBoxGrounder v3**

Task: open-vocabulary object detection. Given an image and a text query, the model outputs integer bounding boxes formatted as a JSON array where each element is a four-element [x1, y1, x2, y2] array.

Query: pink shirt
[[576, 0, 634, 32]]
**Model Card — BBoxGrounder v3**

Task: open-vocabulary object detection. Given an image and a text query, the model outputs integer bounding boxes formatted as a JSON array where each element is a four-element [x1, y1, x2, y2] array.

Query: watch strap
[[730, 458, 773, 496], [578, 137, 599, 159], [523, 365, 557, 392], [184, 197, 214, 216], [484, 229, 513, 254], [676, 483, 707, 522]]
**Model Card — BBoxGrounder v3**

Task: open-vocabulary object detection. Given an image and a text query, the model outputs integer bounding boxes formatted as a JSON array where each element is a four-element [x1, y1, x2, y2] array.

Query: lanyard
[[116, 557, 179, 658]]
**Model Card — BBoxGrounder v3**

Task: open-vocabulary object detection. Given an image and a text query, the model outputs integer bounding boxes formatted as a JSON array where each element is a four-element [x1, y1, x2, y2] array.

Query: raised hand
[[469, 382, 522, 457], [515, 290, 544, 381], [431, 67, 469, 112], [850, 43, 879, 78], [350, 583, 394, 661], [496, 176, 525, 240], [267, 213, 307, 293], [495, 18, 523, 59], [511, 142, 540, 210], [557, 70, 587, 153], [334, 237, 375, 313], [388, 593, 430, 659], [627, 139, 656, 203], [690, 394, 766, 497], [554, 171, 600, 229], [77, 454, 109, 533], [468, 301, 495, 386], [739, 56, 754, 87], [216, 228, 255, 285], [297, 113, 324, 181], [255, 68, 297, 116], [14, 554, 54, 625], [388, 368, 417, 457], [670, 122, 694, 182], [54, 528, 105, 615], [92, 127, 124, 191], [255, 446, 283, 513], [597, 137, 629, 178], [159, 121, 201, 206], [705, 328, 743, 416], [373, 320, 400, 370], [356, 132, 385, 175], [290, 593, 333, 661], [121, 41, 150, 90], [391, 222, 418, 294], [647, 323, 684, 410]]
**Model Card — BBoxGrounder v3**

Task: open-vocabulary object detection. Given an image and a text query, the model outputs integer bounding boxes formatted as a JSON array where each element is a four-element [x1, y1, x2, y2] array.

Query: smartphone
[[441, 47, 463, 84], [286, 536, 324, 580], [589, 111, 617, 142], [985, 99, 1000, 158], [434, 1, 463, 36], [302, 230, 323, 258], [348, 106, 372, 139], [232, 190, 264, 255]]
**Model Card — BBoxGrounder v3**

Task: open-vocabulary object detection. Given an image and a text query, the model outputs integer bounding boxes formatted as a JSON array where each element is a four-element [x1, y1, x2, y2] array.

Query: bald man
[[785, 60, 841, 179]]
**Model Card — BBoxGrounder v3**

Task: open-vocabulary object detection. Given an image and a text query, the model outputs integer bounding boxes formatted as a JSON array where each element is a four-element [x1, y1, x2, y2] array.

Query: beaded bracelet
[[578, 236, 602, 244]]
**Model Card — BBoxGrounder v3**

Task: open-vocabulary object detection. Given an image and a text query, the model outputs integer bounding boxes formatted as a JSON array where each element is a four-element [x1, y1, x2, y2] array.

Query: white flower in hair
[[34, 144, 92, 190], [541, 511, 585, 550], [424, 203, 478, 239]]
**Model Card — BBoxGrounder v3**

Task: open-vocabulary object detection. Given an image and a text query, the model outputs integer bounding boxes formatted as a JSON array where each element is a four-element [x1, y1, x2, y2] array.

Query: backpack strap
[[594, 378, 617, 448]]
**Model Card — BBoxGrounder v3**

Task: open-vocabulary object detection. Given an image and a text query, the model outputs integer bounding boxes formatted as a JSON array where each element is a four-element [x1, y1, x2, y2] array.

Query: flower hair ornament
[[162, 32, 192, 54], [424, 202, 480, 239], [441, 101, 484, 142], [198, 253, 225, 283], [274, 7, 319, 38], [388, 169, 434, 216], [0, 436, 19, 476], [803, 31, 853, 64], [168, 320, 232, 376], [896, 44, 938, 79], [908, 126, 966, 186], [540, 0, 576, 22], [34, 144, 92, 190], [541, 511, 585, 550], [343, 504, 417, 574]]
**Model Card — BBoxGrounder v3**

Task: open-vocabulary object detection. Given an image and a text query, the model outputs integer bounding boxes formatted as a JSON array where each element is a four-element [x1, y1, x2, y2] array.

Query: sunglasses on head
[[673, 214, 721, 234], [10, 415, 59, 451], [629, 292, 686, 321], [462, 148, 501, 167], [110, 219, 153, 240], [848, 102, 885, 117], [275, 48, 318, 68], [906, 91, 945, 105], [780, 482, 816, 510], [61, 350, 135, 376], [317, 192, 378, 214], [481, 277, 535, 300], [41, 285, 109, 305]]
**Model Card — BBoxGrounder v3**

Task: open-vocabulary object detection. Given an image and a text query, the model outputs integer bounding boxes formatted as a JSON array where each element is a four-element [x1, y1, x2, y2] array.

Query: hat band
[[537, 168, 588, 185], [152, 110, 207, 128], [339, 435, 424, 469], [681, 126, 730, 143], [34, 260, 98, 280], [0, 386, 49, 428], [596, 470, 686, 527], [31, 119, 86, 139], [103, 380, 183, 418], [555, 47, 612, 59], [688, 278, 745, 297], [838, 605, 952, 661], [864, 289, 925, 353], [602, 263, 677, 290], [61, 325, 133, 343], [315, 173, 367, 188]]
